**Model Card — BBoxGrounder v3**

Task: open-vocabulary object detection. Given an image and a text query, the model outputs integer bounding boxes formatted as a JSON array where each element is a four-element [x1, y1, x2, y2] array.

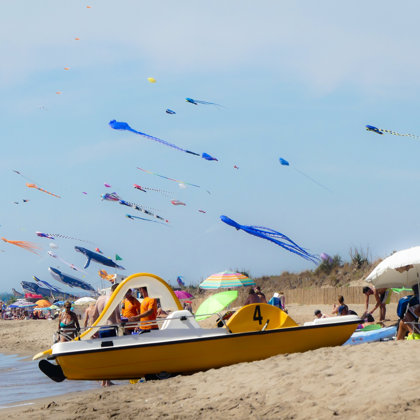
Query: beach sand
[[2, 303, 418, 419]]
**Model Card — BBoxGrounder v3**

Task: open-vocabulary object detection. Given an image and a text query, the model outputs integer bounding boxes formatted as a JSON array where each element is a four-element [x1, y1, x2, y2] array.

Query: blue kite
[[220, 215, 319, 264], [126, 214, 168, 226], [109, 120, 217, 160], [279, 157, 332, 193], [365, 124, 420, 139], [48, 267, 96, 292], [185, 97, 222, 107], [75, 246, 125, 270]]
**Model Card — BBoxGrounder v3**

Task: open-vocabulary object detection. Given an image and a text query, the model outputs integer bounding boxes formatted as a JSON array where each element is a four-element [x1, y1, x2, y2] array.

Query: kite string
[[292, 168, 333, 193]]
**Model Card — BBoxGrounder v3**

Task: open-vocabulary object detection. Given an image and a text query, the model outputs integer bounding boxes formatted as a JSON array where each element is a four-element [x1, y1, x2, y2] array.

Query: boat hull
[[54, 321, 358, 380]]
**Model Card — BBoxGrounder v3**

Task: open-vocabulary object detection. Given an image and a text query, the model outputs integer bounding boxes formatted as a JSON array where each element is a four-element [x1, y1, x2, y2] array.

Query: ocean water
[[0, 353, 98, 409]]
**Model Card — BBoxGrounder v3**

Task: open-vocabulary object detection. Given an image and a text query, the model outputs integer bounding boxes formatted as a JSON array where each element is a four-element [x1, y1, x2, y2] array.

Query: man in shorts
[[362, 286, 390, 321]]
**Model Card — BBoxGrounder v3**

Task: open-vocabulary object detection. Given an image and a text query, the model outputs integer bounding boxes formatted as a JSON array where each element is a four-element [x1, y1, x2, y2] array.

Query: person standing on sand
[[58, 301, 80, 342], [91, 283, 121, 387], [83, 303, 96, 328], [363, 286, 390, 321]]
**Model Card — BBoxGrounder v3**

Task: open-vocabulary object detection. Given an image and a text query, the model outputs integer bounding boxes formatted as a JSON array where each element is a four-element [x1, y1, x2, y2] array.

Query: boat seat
[[161, 310, 201, 330]]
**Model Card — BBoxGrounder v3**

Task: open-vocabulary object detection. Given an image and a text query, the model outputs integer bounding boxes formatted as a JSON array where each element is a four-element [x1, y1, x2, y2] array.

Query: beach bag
[[397, 295, 418, 319]]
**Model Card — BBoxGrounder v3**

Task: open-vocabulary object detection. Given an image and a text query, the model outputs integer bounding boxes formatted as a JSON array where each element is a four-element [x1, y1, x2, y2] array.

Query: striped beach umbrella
[[199, 271, 256, 289]]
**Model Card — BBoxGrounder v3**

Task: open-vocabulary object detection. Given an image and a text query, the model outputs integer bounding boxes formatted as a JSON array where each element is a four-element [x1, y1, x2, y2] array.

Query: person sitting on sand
[[244, 288, 261, 306], [254, 286, 267, 303], [268, 292, 282, 309], [314, 309, 329, 320], [332, 296, 348, 316], [396, 304, 420, 340], [58, 301, 80, 342], [362, 286, 390, 322]]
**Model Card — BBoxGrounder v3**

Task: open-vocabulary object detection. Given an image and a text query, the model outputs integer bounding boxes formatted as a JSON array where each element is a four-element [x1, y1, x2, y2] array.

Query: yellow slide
[[33, 273, 182, 360]]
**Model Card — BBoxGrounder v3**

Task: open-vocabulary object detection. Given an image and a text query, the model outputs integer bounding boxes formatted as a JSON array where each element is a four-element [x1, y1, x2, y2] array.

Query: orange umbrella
[[35, 299, 51, 308]]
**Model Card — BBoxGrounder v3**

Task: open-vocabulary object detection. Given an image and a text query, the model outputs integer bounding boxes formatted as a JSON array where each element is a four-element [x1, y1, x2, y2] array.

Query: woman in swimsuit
[[58, 301, 80, 342]]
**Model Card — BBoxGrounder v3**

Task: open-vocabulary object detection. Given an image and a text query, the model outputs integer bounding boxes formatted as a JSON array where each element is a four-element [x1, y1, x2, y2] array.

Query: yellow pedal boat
[[36, 273, 360, 382]]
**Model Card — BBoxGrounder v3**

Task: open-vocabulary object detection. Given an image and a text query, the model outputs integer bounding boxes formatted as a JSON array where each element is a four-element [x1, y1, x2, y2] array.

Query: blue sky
[[2, 1, 420, 293]]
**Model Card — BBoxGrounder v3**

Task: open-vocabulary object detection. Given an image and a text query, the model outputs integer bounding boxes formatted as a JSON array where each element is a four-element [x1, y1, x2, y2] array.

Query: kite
[[101, 192, 121, 201], [177, 276, 185, 287], [147, 77, 156, 83], [202, 153, 218, 161], [75, 246, 125, 270], [64, 67, 70, 70], [118, 199, 168, 222], [13, 170, 61, 198], [74, 37, 80, 40], [49, 267, 96, 292], [234, 165, 239, 169], [166, 109, 176, 114], [126, 214, 168, 226], [320, 252, 333, 263], [109, 119, 210, 158], [82, 192, 87, 195], [279, 157, 332, 193], [171, 200, 186, 206], [35, 232, 94, 244], [220, 215, 319, 264], [137, 167, 201, 188], [26, 183, 61, 198], [98, 270, 117, 283], [48, 250, 83, 272], [365, 125, 420, 139], [95, 248, 103, 254], [104, 183, 111, 188], [1, 238, 40, 254], [198, 209, 207, 213], [134, 184, 147, 192], [56, 91, 62, 95], [33, 276, 63, 293], [185, 97, 222, 107], [36, 232, 55, 240], [134, 184, 174, 197], [115, 254, 122, 261]]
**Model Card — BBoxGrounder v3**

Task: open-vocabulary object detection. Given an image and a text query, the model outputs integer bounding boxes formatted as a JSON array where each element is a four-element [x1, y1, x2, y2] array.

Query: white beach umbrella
[[73, 297, 96, 306], [366, 246, 420, 289]]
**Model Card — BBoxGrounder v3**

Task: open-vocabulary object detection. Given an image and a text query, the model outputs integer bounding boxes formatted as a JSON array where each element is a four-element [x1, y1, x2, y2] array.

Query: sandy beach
[[2, 303, 418, 419]]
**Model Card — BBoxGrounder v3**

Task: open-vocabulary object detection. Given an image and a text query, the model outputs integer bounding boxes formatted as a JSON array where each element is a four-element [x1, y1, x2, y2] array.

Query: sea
[[0, 353, 98, 409]]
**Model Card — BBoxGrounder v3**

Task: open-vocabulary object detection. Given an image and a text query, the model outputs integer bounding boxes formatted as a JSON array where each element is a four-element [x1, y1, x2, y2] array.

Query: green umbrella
[[195, 290, 238, 321]]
